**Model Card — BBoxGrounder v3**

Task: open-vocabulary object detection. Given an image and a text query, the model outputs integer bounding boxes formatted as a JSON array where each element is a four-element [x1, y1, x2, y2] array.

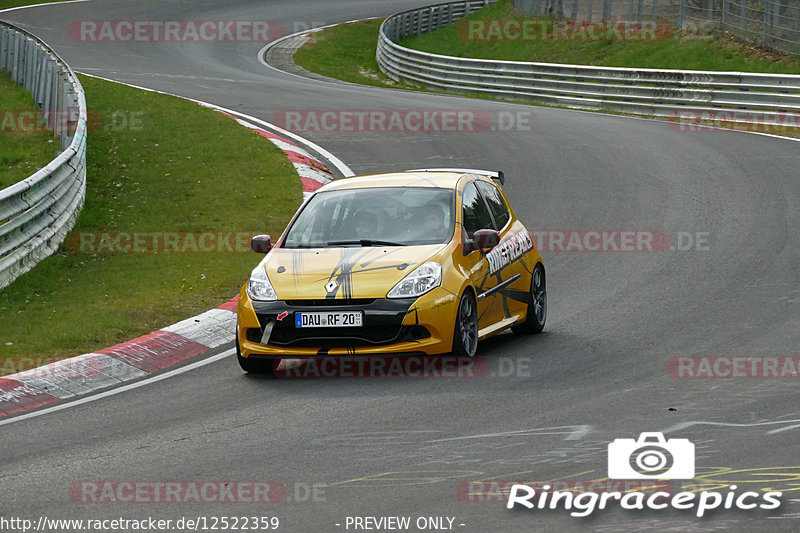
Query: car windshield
[[283, 187, 455, 248]]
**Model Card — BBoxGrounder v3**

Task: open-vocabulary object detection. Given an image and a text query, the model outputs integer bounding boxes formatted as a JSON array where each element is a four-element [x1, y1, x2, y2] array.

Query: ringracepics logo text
[[507, 433, 782, 517]]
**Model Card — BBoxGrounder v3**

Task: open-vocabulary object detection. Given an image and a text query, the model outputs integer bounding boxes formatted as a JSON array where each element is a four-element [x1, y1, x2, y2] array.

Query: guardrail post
[[739, 0, 746, 27], [11, 33, 20, 82], [764, 0, 771, 44], [60, 79, 69, 150], [722, 0, 729, 29], [43, 62, 54, 129], [679, 0, 686, 28], [0, 29, 7, 71]]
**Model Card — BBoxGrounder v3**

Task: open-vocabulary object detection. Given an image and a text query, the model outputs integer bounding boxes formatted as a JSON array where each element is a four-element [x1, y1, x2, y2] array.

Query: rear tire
[[512, 263, 546, 334], [236, 335, 281, 374], [451, 291, 478, 357]]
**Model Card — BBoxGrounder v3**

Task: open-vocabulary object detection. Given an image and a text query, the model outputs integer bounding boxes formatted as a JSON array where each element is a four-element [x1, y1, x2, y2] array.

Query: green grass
[[399, 0, 800, 73], [0, 71, 57, 189], [296, 0, 800, 80], [294, 19, 400, 88], [0, 75, 301, 374]]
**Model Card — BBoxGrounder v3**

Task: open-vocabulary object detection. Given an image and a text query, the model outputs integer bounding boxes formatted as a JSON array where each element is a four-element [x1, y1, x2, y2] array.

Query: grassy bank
[[0, 75, 300, 374], [0, 71, 56, 189], [399, 0, 800, 73], [294, 19, 398, 88], [296, 4, 800, 81]]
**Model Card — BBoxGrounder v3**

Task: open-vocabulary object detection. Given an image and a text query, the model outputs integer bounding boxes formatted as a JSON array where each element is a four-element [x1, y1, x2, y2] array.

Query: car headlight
[[247, 265, 277, 301], [387, 262, 442, 299]]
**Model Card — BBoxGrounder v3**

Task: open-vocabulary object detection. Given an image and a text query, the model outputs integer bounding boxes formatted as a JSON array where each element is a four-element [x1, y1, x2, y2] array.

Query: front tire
[[236, 335, 281, 374], [451, 291, 478, 357], [513, 263, 546, 334]]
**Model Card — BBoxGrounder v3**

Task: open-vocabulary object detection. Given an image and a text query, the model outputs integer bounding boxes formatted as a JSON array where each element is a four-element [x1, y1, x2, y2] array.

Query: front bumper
[[236, 286, 458, 357]]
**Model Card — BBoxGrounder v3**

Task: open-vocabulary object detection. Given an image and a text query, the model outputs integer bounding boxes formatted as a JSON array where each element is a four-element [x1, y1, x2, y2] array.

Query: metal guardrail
[[0, 21, 87, 290], [377, 1, 800, 126]]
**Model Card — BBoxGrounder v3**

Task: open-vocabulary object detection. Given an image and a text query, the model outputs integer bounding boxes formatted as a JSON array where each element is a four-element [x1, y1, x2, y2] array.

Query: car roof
[[319, 171, 490, 192]]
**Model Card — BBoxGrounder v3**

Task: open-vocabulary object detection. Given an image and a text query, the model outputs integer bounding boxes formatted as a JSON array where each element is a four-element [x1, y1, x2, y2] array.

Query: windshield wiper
[[327, 239, 405, 247], [284, 243, 322, 249]]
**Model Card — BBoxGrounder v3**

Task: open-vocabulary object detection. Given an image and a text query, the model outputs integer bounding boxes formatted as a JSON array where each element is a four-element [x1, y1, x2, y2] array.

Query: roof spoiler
[[406, 168, 505, 186]]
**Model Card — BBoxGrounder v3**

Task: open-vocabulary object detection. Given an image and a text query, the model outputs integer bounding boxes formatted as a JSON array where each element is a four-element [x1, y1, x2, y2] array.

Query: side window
[[462, 182, 493, 238], [476, 181, 510, 230]]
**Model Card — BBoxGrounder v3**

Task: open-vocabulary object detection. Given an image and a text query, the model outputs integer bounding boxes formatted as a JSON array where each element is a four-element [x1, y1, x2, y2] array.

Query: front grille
[[248, 323, 430, 349], [249, 297, 421, 350]]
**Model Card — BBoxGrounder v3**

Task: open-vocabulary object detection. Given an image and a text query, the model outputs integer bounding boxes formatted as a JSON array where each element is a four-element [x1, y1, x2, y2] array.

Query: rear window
[[476, 180, 510, 230], [462, 182, 494, 239]]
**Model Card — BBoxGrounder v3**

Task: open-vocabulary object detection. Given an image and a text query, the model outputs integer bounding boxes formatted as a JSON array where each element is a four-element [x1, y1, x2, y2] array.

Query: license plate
[[295, 311, 363, 328]]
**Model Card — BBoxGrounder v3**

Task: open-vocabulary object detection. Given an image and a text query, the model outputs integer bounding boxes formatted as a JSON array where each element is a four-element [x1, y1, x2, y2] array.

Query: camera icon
[[608, 432, 695, 479]]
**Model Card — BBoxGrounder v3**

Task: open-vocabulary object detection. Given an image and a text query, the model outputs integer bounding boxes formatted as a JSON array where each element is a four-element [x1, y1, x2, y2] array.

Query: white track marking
[[427, 425, 593, 442], [662, 419, 800, 434], [0, 348, 234, 427]]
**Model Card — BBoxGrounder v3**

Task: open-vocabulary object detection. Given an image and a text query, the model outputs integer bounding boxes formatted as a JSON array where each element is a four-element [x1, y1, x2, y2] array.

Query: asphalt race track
[[2, 1, 800, 531]]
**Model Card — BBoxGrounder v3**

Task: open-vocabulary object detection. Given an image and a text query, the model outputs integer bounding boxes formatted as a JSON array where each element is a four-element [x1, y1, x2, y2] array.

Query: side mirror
[[463, 228, 500, 254], [251, 234, 273, 254]]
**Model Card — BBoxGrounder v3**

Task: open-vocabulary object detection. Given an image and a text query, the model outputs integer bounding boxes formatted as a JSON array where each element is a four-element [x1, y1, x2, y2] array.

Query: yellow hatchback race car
[[235, 169, 546, 373]]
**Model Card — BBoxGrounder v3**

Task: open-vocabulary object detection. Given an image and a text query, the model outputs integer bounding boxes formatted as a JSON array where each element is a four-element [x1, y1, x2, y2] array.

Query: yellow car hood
[[262, 245, 445, 300]]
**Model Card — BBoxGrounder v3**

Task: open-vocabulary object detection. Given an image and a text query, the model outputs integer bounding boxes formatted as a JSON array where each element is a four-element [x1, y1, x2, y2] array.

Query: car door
[[460, 180, 502, 329], [475, 179, 529, 321]]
